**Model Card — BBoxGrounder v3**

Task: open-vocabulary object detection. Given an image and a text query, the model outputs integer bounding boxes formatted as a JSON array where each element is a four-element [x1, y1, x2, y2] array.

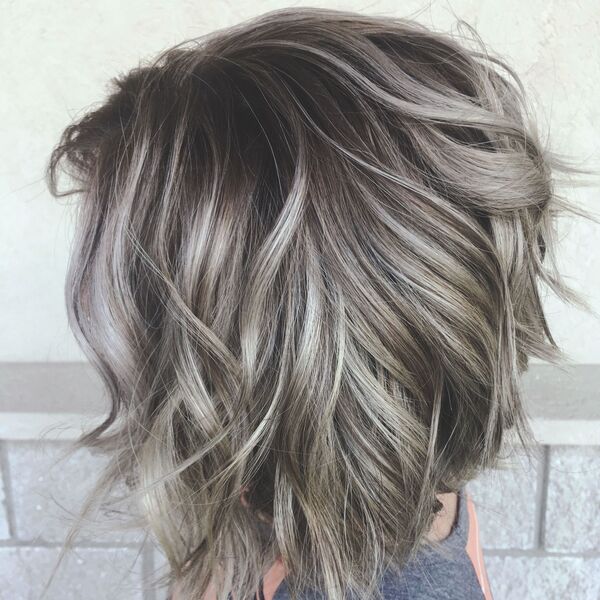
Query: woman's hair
[[48, 7, 579, 600]]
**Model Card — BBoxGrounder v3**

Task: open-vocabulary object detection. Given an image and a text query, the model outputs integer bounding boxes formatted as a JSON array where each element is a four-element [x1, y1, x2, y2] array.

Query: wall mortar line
[[533, 445, 550, 550], [142, 540, 157, 600], [0, 440, 17, 540]]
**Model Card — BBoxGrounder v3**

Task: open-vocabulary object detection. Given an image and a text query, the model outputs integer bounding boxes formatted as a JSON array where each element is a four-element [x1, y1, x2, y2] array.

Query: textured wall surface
[[1, 440, 600, 600], [1, 0, 599, 362]]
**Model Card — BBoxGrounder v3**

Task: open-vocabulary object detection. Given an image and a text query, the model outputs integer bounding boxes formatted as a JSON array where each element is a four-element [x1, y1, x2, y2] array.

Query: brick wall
[[468, 447, 600, 599], [1, 440, 599, 599]]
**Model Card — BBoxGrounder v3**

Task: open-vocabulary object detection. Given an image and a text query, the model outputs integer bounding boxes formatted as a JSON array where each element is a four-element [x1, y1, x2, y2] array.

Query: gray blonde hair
[[48, 7, 579, 600]]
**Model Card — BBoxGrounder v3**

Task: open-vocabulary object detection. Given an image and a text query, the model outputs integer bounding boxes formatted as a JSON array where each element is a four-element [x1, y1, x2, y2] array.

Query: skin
[[172, 492, 459, 600]]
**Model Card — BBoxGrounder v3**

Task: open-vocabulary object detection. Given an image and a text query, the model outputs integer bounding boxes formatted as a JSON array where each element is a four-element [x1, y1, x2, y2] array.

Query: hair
[[47, 7, 583, 600]]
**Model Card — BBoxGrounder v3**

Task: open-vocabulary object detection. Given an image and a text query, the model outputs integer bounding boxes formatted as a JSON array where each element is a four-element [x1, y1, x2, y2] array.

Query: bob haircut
[[48, 7, 579, 600]]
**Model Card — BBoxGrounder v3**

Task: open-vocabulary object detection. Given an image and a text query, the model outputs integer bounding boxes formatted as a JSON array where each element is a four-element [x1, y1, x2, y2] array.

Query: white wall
[[1, 0, 599, 362]]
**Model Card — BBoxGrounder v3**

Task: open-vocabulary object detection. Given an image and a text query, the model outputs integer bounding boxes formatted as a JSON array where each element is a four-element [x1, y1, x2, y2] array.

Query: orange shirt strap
[[465, 492, 493, 600]]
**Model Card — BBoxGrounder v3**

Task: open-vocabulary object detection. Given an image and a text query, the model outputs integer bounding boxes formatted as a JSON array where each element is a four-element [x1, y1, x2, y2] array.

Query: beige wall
[[1, 0, 599, 361]]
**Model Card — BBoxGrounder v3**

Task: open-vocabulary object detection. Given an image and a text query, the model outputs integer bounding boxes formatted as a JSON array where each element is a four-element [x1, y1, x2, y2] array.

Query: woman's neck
[[427, 492, 459, 542]]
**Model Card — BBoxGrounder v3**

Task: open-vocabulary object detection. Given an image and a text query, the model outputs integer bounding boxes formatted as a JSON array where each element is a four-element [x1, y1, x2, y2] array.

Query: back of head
[[48, 7, 573, 599]]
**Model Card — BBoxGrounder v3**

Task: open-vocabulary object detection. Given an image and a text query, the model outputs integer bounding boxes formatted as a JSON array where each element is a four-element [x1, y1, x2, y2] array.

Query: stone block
[[6, 440, 144, 545], [485, 555, 600, 600], [0, 546, 144, 600], [545, 445, 600, 552], [467, 451, 541, 550]]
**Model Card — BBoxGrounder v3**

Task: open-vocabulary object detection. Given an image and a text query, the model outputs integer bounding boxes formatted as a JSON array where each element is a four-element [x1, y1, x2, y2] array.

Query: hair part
[[48, 7, 580, 599]]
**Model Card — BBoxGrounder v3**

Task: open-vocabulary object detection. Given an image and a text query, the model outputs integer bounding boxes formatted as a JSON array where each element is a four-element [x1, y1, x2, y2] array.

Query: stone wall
[[469, 447, 600, 599], [1, 440, 598, 599]]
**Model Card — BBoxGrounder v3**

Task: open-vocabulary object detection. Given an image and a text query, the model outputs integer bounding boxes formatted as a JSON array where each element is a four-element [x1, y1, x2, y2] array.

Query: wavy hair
[[48, 7, 581, 600]]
